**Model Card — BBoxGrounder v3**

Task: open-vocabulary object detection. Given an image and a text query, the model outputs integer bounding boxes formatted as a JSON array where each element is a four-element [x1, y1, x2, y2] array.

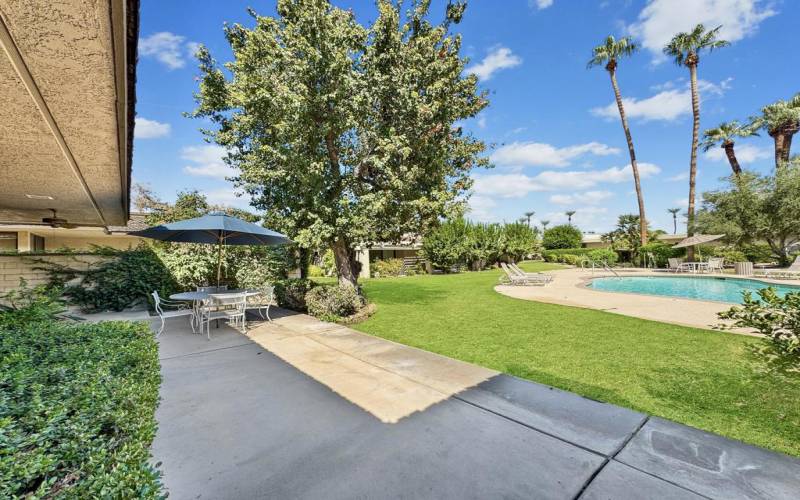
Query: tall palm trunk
[[722, 142, 742, 175], [770, 131, 786, 168], [609, 65, 647, 246], [686, 61, 700, 261]]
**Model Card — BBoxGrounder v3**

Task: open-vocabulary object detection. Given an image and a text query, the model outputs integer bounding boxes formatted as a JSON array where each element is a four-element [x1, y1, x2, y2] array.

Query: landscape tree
[[588, 35, 648, 246], [601, 214, 656, 263], [696, 167, 800, 265], [667, 208, 681, 234], [542, 224, 582, 249], [753, 93, 800, 168], [540, 220, 550, 231], [565, 210, 576, 225], [701, 120, 758, 176], [664, 24, 729, 260], [192, 0, 488, 288]]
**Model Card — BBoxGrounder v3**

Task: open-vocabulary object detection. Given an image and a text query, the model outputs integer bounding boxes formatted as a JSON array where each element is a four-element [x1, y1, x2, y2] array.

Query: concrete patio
[[150, 310, 800, 499]]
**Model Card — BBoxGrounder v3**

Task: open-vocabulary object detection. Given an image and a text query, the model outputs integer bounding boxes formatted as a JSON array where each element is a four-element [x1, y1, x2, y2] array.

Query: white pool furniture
[[508, 262, 554, 283], [755, 256, 800, 279], [250, 285, 275, 321], [668, 258, 684, 272], [169, 289, 260, 338], [151, 290, 196, 337], [500, 263, 551, 286], [706, 258, 724, 273]]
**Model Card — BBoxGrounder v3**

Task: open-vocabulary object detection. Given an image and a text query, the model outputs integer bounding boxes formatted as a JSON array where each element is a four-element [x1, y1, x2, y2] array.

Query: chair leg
[[156, 314, 165, 337], [265, 304, 271, 322]]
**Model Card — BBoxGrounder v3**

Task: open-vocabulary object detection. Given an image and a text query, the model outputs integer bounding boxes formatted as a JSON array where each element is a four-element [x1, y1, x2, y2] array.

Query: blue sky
[[133, 0, 798, 233]]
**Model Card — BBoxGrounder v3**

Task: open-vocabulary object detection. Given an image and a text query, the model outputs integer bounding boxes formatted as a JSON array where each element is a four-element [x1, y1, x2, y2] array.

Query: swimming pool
[[589, 276, 800, 303]]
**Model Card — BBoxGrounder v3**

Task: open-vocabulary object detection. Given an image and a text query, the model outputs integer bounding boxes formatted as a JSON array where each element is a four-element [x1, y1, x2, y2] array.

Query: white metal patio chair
[[706, 257, 725, 273], [198, 292, 247, 339], [248, 285, 275, 321], [151, 290, 195, 337]]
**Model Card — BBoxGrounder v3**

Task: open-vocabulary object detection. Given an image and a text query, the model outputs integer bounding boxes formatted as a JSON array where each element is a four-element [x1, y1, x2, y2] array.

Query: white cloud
[[549, 190, 613, 205], [467, 195, 497, 222], [674, 198, 689, 207], [467, 47, 522, 81], [473, 162, 661, 199], [134, 117, 171, 139], [704, 144, 770, 163], [666, 172, 689, 182], [477, 115, 487, 129], [628, 0, 776, 60], [530, 0, 554, 9], [492, 141, 619, 168], [139, 32, 198, 70], [181, 145, 233, 179], [591, 79, 731, 122]]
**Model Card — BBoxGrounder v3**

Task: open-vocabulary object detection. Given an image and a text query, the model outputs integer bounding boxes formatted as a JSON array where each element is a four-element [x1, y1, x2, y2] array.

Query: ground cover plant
[[0, 286, 162, 498], [349, 262, 800, 457]]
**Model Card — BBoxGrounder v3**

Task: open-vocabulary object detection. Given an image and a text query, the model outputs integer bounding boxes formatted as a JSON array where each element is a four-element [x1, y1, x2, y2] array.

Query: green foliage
[[601, 214, 657, 262], [719, 288, 800, 359], [372, 259, 404, 278], [319, 249, 336, 277], [542, 248, 592, 264], [542, 225, 582, 250], [305, 284, 366, 321], [421, 218, 469, 270], [191, 0, 489, 285], [0, 280, 67, 326], [233, 246, 292, 289], [274, 279, 316, 312], [465, 222, 503, 270], [37, 245, 178, 312], [586, 248, 618, 265], [0, 305, 161, 497], [697, 168, 800, 265], [501, 222, 540, 262], [641, 241, 682, 268]]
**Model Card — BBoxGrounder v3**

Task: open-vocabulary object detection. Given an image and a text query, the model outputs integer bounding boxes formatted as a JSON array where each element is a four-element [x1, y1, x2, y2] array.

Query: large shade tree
[[753, 92, 800, 168], [588, 35, 648, 246], [701, 120, 758, 176], [664, 24, 729, 260], [192, 0, 488, 287]]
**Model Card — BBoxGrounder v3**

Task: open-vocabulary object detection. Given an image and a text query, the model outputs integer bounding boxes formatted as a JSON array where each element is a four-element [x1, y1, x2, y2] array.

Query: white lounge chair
[[668, 258, 684, 273], [500, 263, 551, 286], [755, 256, 800, 279], [151, 290, 195, 337], [508, 262, 554, 283]]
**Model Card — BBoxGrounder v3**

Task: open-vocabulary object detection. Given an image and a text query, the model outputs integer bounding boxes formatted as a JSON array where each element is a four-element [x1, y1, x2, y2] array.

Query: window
[[32, 234, 45, 252], [0, 232, 18, 251]]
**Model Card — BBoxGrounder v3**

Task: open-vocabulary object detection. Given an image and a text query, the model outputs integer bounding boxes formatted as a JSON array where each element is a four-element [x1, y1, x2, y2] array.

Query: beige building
[[355, 236, 424, 278], [0, 214, 148, 253]]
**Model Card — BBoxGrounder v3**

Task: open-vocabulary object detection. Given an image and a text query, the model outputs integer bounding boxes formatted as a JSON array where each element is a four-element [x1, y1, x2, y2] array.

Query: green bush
[[274, 278, 316, 312], [308, 264, 325, 277], [542, 248, 591, 263], [740, 244, 776, 263], [0, 306, 162, 497], [542, 225, 582, 249], [305, 284, 365, 321], [39, 245, 178, 312], [586, 248, 618, 265], [371, 258, 404, 277], [719, 288, 800, 360], [422, 218, 470, 270], [641, 241, 681, 268]]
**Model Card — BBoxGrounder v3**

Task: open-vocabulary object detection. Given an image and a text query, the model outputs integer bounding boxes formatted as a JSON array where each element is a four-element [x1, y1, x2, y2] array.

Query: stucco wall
[[0, 253, 113, 293], [42, 235, 141, 251]]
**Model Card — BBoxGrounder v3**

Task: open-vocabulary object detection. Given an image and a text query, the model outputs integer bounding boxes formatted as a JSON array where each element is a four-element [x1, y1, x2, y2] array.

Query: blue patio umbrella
[[131, 213, 292, 286]]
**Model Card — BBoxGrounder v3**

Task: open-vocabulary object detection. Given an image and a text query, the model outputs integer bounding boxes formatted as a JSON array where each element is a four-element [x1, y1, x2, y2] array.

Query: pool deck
[[496, 268, 800, 333]]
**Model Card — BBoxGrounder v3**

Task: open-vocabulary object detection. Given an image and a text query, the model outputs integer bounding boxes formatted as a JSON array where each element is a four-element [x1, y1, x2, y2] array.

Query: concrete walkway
[[496, 268, 800, 332], [150, 311, 800, 499]]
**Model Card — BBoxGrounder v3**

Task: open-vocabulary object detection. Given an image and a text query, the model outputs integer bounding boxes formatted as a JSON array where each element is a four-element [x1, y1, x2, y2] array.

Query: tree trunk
[[771, 131, 786, 169], [332, 237, 358, 288], [686, 62, 700, 261], [722, 142, 742, 176], [782, 130, 796, 165], [297, 247, 310, 279], [673, 216, 677, 235], [609, 69, 648, 246]]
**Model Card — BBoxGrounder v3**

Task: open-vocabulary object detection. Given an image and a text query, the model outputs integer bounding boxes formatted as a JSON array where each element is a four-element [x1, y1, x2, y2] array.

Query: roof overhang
[[0, 0, 138, 228]]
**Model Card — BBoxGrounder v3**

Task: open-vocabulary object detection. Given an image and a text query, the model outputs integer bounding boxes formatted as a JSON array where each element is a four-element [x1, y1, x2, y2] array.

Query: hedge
[[0, 313, 162, 498]]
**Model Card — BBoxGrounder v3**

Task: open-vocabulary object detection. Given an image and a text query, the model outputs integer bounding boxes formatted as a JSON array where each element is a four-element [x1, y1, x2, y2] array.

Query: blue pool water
[[589, 276, 800, 303]]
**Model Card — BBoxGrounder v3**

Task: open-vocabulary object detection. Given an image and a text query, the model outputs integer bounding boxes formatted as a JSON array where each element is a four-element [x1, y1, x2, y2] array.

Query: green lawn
[[348, 262, 800, 457]]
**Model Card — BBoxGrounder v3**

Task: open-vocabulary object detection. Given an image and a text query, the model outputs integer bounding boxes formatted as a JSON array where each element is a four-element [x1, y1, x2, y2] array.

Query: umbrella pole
[[217, 236, 223, 288]]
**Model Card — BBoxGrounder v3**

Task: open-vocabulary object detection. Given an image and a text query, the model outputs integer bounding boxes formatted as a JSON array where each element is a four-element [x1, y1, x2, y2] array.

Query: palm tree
[[565, 211, 576, 225], [701, 120, 758, 176], [752, 93, 800, 168], [588, 35, 648, 246], [517, 217, 527, 224], [524, 211, 535, 227], [667, 208, 681, 234], [664, 24, 729, 260], [540, 220, 550, 231]]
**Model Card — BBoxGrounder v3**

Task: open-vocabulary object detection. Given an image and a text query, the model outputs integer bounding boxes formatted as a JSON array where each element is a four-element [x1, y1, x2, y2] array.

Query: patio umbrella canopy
[[672, 234, 725, 249], [131, 213, 292, 286]]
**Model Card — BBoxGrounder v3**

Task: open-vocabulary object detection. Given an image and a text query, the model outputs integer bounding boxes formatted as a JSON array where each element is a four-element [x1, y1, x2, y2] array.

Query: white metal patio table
[[678, 262, 709, 274], [170, 289, 261, 333]]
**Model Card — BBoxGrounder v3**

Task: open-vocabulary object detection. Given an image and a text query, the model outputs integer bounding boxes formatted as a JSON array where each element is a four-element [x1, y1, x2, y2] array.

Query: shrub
[[718, 288, 800, 360], [740, 243, 775, 263], [542, 248, 591, 263], [274, 278, 316, 312], [501, 222, 539, 262], [39, 245, 178, 312], [0, 306, 162, 497], [233, 246, 291, 289], [542, 225, 582, 249], [308, 264, 325, 277], [641, 241, 681, 268], [422, 218, 469, 270], [305, 284, 365, 321], [586, 248, 618, 265], [372, 258, 404, 277], [0, 280, 67, 326]]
